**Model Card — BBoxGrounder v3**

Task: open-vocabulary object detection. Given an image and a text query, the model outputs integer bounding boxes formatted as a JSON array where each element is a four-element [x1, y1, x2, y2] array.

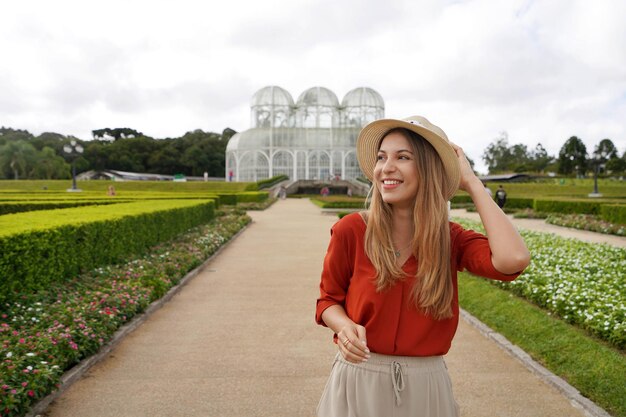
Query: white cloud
[[1, 0, 625, 173]]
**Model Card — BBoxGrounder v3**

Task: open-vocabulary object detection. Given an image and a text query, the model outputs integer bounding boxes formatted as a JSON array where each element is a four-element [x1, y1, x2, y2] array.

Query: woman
[[315, 115, 530, 417]]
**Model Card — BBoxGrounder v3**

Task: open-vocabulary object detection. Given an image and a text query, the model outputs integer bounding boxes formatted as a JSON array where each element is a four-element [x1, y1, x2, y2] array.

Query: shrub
[[0, 200, 216, 305], [0, 209, 250, 417], [256, 175, 288, 190], [533, 199, 603, 215], [236, 191, 269, 203], [0, 201, 121, 215], [601, 204, 626, 225]]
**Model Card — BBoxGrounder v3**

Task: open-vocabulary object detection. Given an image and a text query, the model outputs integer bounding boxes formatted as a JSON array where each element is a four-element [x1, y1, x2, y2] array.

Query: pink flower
[[19, 338, 25, 344], [10, 389, 16, 394], [28, 390, 35, 397], [21, 382, 28, 387]]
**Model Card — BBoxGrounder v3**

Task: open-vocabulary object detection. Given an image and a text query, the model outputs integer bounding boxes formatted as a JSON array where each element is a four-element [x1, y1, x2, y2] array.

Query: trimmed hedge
[[256, 175, 288, 190], [601, 204, 626, 225], [236, 191, 269, 203], [533, 199, 603, 215], [0, 200, 122, 215], [0, 199, 216, 304], [503, 197, 534, 209]]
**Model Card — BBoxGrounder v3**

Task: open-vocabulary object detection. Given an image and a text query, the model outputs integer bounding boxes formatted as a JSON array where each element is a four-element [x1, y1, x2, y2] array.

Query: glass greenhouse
[[225, 86, 385, 182]]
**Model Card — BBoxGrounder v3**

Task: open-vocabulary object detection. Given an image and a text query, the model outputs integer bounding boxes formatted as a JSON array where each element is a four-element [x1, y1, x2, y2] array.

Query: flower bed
[[455, 218, 626, 350], [546, 213, 626, 236], [0, 208, 250, 417]]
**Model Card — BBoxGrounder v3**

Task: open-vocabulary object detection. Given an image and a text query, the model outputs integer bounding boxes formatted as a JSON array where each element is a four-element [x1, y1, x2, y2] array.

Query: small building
[[76, 170, 214, 181], [479, 173, 532, 183]]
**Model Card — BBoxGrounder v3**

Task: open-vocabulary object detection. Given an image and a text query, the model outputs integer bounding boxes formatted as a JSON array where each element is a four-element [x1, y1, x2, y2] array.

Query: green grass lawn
[[0, 179, 255, 193], [459, 274, 626, 417]]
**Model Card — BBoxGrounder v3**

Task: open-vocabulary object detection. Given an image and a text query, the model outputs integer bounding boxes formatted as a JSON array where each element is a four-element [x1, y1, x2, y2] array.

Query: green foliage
[[0, 200, 120, 215], [558, 136, 587, 176], [309, 196, 366, 209], [459, 276, 626, 417], [0, 200, 216, 305], [455, 218, 626, 350], [0, 179, 253, 193], [601, 204, 626, 225], [91, 128, 143, 141], [481, 132, 554, 174], [256, 175, 288, 190], [235, 191, 269, 203], [0, 141, 38, 180], [533, 198, 602, 215], [0, 209, 250, 417], [546, 213, 626, 236], [501, 197, 534, 209]]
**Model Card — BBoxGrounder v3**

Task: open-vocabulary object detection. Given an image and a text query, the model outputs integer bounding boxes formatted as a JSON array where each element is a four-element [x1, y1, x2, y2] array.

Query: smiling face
[[373, 130, 419, 209]]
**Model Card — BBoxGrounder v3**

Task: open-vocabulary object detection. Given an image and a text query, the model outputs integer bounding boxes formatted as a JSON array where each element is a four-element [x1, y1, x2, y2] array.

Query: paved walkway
[[44, 200, 603, 417]]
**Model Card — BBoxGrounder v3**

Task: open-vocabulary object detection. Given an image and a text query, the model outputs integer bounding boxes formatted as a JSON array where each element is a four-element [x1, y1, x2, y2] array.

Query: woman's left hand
[[450, 143, 479, 192]]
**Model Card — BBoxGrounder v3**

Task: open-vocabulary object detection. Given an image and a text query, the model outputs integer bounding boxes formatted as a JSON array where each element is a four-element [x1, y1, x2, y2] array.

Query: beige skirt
[[317, 352, 460, 417]]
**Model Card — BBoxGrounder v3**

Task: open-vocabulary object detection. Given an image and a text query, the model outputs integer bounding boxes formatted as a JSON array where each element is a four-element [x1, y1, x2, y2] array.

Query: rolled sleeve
[[315, 220, 355, 326], [452, 223, 522, 282]]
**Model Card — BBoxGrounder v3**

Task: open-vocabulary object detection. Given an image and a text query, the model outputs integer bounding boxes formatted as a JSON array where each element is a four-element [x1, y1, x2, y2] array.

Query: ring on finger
[[343, 338, 350, 346]]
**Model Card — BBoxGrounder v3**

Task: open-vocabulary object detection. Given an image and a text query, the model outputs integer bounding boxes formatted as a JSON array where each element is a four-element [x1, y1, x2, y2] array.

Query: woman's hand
[[450, 143, 481, 192], [337, 323, 370, 363], [449, 143, 531, 274]]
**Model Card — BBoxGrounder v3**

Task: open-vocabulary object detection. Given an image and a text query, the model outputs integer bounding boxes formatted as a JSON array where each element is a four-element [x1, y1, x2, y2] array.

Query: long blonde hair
[[364, 128, 454, 320]]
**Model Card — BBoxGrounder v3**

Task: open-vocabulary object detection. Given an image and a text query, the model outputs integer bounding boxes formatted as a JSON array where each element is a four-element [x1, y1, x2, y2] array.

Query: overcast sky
[[1, 0, 625, 173]]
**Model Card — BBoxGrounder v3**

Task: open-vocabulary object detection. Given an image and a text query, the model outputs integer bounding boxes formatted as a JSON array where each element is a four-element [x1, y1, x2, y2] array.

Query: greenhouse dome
[[226, 86, 385, 182], [342, 87, 385, 127], [250, 86, 294, 128]]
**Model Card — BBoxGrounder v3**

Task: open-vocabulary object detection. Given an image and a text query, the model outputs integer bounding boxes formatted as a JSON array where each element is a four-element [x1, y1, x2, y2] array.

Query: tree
[[509, 143, 531, 172], [482, 132, 512, 173], [558, 136, 587, 176], [32, 147, 71, 179], [529, 143, 553, 173], [0, 140, 38, 179], [222, 127, 237, 142], [92, 128, 144, 141], [593, 138, 618, 161]]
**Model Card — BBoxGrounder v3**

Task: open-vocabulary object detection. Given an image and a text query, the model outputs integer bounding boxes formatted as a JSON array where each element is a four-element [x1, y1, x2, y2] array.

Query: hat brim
[[357, 118, 460, 200]]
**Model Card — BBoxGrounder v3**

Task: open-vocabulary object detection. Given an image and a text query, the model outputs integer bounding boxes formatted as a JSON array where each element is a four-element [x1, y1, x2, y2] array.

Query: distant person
[[279, 186, 287, 200], [321, 186, 330, 197], [495, 185, 507, 208], [107, 185, 116, 196], [315, 115, 530, 417], [347, 187, 353, 197], [483, 182, 492, 198], [228, 170, 234, 182]]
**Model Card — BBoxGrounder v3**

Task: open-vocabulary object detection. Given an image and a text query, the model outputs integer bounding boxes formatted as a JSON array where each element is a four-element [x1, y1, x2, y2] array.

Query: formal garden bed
[[454, 217, 626, 415], [0, 208, 250, 417], [455, 218, 625, 349]]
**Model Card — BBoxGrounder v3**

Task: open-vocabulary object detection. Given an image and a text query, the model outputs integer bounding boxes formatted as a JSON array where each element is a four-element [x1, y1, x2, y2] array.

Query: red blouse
[[315, 212, 521, 356]]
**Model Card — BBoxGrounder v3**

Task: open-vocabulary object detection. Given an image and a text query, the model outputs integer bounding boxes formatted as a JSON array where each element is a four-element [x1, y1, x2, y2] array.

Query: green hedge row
[[236, 191, 269, 203], [453, 193, 624, 223], [256, 175, 288, 190], [0, 200, 123, 215], [0, 199, 216, 304], [533, 199, 602, 215], [320, 201, 365, 209], [601, 204, 626, 225]]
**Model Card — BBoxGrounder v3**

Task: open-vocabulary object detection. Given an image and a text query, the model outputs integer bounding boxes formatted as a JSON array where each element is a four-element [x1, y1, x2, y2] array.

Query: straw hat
[[356, 115, 461, 200]]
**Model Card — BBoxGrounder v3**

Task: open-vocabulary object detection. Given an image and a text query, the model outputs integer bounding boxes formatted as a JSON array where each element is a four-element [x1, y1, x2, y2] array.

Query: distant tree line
[[2, 125, 623, 179], [482, 131, 626, 176], [0, 127, 236, 180]]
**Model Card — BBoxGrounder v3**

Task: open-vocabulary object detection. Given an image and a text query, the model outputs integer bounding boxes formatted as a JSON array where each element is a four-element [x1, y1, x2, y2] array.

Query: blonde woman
[[315, 116, 530, 417]]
